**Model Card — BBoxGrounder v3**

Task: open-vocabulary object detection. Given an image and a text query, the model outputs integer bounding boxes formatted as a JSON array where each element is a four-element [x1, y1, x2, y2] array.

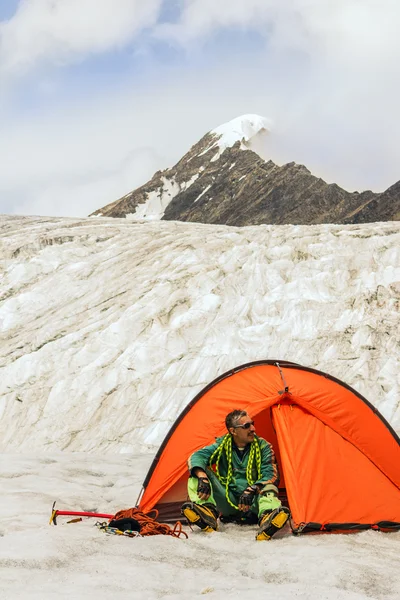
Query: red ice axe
[[49, 501, 114, 525]]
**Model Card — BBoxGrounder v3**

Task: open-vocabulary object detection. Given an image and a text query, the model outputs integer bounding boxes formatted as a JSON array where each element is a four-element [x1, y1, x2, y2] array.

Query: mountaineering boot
[[181, 502, 219, 532], [256, 507, 290, 541]]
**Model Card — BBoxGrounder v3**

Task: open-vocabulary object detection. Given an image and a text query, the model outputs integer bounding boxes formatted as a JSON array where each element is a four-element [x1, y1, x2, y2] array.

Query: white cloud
[[1, 52, 400, 218], [0, 93, 169, 216], [156, 0, 276, 42], [11, 146, 163, 218], [156, 0, 400, 62], [154, 0, 400, 191], [155, 1, 400, 102], [0, 0, 163, 75], [1, 1, 400, 217]]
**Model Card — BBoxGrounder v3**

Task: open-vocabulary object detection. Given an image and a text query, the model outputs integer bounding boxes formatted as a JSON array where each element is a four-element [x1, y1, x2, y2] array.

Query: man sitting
[[181, 409, 290, 540]]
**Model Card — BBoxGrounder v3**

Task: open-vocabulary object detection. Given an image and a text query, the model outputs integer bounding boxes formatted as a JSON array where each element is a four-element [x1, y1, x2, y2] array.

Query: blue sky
[[1, 0, 400, 217], [0, 0, 19, 20]]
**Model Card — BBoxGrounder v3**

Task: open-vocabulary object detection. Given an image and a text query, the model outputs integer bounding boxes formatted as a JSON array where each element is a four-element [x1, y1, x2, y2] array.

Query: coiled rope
[[208, 434, 262, 509], [111, 507, 188, 539]]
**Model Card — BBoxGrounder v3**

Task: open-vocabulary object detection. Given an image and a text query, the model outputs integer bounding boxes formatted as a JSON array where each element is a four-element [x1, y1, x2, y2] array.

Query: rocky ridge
[[91, 115, 400, 225]]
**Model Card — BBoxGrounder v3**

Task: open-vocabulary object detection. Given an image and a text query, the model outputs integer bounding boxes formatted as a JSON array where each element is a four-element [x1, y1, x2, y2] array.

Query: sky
[[1, 0, 400, 217]]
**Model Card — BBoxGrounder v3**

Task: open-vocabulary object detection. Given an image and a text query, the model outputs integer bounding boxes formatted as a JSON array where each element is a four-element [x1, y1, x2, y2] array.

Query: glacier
[[0, 214, 399, 600], [1, 214, 399, 452]]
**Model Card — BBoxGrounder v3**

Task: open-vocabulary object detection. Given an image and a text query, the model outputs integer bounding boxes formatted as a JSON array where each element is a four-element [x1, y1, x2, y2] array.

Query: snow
[[181, 173, 200, 190], [1, 216, 399, 453], [0, 453, 399, 600], [200, 115, 271, 163], [194, 184, 212, 203], [1, 214, 400, 599], [212, 114, 271, 151], [128, 177, 180, 220], [128, 175, 201, 220]]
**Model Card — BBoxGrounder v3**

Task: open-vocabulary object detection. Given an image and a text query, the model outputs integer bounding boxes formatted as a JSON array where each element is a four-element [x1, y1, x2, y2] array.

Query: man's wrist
[[193, 468, 207, 478]]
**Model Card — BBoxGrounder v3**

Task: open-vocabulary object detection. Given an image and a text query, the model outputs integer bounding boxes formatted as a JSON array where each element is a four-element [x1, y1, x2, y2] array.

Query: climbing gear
[[49, 502, 187, 539], [66, 518, 83, 524], [96, 521, 142, 538], [181, 502, 219, 532], [208, 434, 262, 510], [49, 501, 113, 525], [108, 516, 141, 533], [238, 485, 258, 509], [256, 507, 290, 541], [112, 507, 188, 538], [197, 477, 211, 496]]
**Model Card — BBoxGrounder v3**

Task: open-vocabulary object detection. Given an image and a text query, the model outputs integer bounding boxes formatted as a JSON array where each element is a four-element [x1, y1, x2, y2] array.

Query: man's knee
[[259, 483, 279, 497]]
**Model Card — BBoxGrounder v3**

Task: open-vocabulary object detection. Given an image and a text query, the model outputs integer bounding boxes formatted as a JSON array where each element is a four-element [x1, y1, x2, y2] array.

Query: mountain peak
[[211, 114, 271, 151], [197, 114, 271, 164], [90, 113, 400, 225]]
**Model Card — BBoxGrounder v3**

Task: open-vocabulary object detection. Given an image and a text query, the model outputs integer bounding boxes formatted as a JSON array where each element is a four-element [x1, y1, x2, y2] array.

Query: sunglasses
[[233, 421, 255, 429]]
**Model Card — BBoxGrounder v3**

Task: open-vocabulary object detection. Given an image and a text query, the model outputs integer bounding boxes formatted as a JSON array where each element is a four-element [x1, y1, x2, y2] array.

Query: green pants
[[188, 469, 281, 518]]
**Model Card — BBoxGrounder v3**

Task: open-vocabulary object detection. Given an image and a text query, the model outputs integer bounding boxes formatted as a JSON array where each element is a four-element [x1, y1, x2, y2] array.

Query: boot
[[181, 502, 219, 532], [256, 506, 290, 541]]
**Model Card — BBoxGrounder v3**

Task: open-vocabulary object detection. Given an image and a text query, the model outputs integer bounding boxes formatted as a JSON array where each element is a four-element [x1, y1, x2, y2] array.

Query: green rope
[[208, 434, 262, 510]]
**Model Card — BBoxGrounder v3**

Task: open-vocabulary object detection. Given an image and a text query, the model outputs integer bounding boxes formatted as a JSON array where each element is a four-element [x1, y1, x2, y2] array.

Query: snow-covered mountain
[[1, 214, 399, 453], [90, 114, 400, 225]]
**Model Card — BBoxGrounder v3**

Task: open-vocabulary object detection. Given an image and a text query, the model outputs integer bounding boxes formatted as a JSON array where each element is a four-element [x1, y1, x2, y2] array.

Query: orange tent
[[137, 361, 400, 534]]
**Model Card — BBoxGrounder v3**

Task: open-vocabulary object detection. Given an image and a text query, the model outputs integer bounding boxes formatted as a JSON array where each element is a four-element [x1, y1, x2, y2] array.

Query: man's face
[[229, 413, 256, 446]]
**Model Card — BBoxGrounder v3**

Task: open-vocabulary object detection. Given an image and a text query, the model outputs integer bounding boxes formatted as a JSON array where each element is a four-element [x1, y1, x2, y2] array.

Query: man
[[181, 409, 290, 540]]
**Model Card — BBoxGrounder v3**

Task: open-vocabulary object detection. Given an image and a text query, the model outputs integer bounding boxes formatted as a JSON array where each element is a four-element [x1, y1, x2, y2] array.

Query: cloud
[[11, 146, 164, 218], [156, 0, 400, 62], [0, 89, 170, 216], [1, 48, 400, 218], [1, 1, 400, 217], [0, 0, 163, 76], [154, 0, 400, 190]]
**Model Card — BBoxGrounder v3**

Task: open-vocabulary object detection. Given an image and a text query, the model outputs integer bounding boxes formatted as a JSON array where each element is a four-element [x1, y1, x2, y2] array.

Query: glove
[[238, 485, 258, 510], [197, 477, 211, 497]]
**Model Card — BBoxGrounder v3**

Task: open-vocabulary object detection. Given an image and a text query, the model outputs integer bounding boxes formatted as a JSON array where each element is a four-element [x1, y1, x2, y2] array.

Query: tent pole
[[135, 486, 144, 507]]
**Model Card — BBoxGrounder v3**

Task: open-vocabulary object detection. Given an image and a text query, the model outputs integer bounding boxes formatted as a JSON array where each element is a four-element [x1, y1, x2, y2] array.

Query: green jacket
[[188, 434, 280, 498]]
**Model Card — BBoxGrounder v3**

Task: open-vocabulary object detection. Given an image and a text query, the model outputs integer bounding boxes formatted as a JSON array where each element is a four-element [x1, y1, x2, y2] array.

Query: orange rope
[[112, 507, 188, 539]]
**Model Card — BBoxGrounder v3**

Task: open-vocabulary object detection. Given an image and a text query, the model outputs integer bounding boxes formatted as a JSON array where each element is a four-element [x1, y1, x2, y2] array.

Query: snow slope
[[1, 215, 399, 453], [212, 114, 271, 150], [129, 175, 200, 221], [1, 214, 400, 600], [0, 452, 399, 600], [199, 114, 271, 163]]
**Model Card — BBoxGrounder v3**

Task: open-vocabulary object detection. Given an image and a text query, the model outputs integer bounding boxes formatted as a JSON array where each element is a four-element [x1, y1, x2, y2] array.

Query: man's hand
[[238, 485, 258, 512], [197, 477, 211, 500]]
